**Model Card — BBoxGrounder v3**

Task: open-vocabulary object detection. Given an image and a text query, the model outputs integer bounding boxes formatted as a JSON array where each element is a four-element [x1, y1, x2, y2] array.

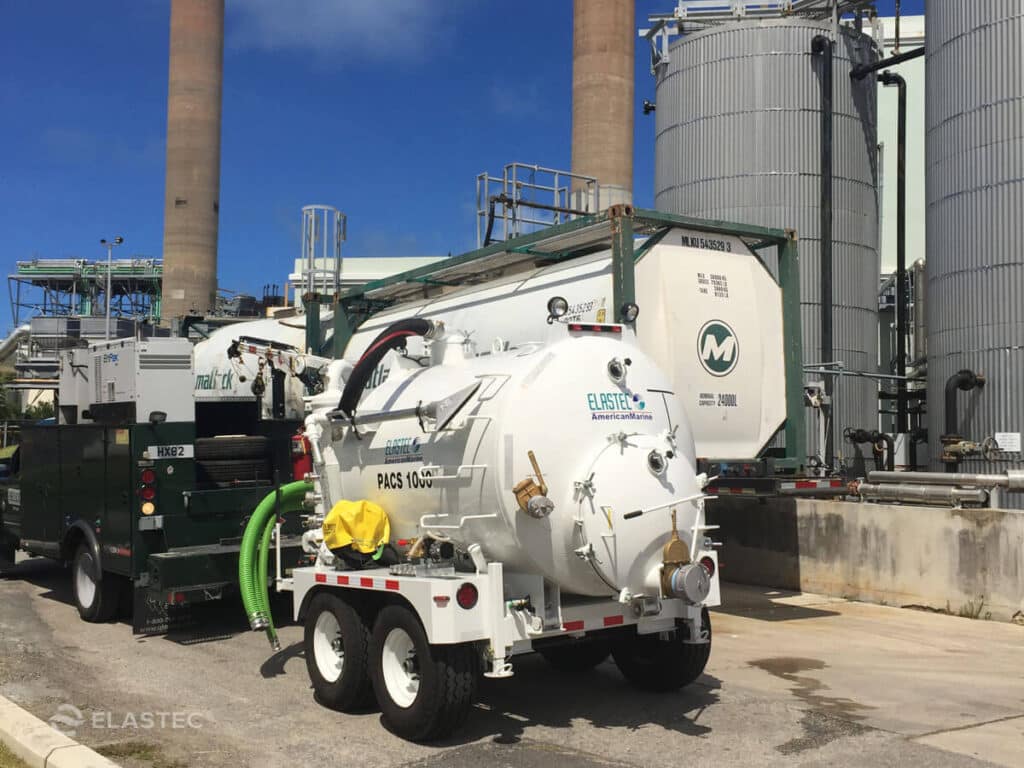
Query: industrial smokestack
[[571, 0, 634, 208], [161, 0, 224, 321]]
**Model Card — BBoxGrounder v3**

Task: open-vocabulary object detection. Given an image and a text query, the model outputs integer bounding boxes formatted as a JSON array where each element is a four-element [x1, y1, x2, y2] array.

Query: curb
[[0, 695, 119, 768]]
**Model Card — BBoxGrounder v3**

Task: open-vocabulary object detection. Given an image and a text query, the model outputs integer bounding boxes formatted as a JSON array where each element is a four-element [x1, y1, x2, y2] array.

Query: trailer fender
[[63, 521, 103, 577]]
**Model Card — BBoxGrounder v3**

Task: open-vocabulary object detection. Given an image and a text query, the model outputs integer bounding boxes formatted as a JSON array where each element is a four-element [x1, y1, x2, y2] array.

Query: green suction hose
[[257, 512, 278, 649], [239, 480, 311, 650]]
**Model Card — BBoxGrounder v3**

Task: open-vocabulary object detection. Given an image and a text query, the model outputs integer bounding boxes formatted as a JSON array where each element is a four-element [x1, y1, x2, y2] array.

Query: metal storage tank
[[654, 18, 880, 464], [926, 2, 1024, 495]]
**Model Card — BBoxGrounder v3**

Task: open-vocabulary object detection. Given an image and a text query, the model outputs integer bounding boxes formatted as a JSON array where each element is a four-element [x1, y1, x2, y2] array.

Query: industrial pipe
[[338, 318, 436, 418], [944, 369, 985, 438], [856, 482, 987, 506], [867, 470, 1024, 490], [879, 70, 908, 434], [812, 34, 835, 467], [847, 428, 895, 472], [849, 46, 924, 81]]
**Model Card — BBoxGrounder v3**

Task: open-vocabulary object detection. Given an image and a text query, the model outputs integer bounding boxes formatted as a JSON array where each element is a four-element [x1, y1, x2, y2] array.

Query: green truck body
[[0, 420, 307, 632]]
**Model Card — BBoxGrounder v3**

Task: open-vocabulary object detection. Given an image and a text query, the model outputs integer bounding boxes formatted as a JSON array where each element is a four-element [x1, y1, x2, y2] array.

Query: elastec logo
[[697, 320, 738, 377], [384, 436, 421, 464], [586, 392, 653, 422]]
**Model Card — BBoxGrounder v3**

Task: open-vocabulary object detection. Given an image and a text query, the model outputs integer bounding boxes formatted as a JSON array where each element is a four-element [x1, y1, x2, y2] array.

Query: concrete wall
[[708, 497, 1024, 623]]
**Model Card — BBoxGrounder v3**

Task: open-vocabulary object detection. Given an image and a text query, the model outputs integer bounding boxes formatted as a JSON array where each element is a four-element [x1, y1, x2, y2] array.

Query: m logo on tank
[[697, 320, 738, 376]]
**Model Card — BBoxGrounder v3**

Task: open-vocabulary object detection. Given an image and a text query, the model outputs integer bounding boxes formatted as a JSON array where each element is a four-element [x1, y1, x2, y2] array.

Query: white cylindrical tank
[[343, 228, 785, 460], [308, 326, 709, 598]]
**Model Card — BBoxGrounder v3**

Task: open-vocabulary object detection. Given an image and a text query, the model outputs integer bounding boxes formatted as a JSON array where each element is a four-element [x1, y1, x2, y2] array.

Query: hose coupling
[[668, 563, 711, 605], [249, 612, 269, 631]]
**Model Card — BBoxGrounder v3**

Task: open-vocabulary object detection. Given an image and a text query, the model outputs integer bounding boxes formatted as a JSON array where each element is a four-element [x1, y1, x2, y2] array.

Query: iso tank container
[[344, 229, 786, 460], [653, 18, 880, 461], [926, 1, 1024, 497]]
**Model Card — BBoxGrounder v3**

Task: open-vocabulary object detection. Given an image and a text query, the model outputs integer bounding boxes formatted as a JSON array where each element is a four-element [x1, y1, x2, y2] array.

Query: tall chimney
[[161, 0, 224, 321], [571, 0, 634, 207]]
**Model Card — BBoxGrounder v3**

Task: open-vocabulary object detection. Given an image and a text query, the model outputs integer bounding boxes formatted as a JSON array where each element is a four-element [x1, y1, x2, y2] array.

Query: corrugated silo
[[654, 19, 880, 462], [161, 0, 225, 320], [926, 1, 1024, 491]]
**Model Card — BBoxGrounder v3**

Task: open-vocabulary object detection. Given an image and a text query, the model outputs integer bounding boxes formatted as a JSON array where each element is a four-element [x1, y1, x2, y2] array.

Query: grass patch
[[96, 741, 185, 768], [0, 742, 29, 768]]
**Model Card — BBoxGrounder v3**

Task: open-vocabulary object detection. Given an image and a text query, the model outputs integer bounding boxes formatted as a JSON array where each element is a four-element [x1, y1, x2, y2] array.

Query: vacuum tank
[[307, 325, 707, 598], [653, 18, 880, 462], [926, 1, 1024, 494]]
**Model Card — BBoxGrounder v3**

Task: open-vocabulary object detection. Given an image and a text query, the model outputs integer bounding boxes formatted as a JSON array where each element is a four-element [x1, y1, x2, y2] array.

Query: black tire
[[612, 608, 711, 692], [538, 636, 612, 673], [370, 605, 479, 741], [72, 542, 120, 622], [194, 436, 270, 461], [304, 593, 374, 712], [195, 458, 271, 483]]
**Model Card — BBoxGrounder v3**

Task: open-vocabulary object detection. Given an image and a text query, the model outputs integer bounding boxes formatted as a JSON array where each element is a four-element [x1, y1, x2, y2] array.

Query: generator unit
[[58, 337, 194, 425]]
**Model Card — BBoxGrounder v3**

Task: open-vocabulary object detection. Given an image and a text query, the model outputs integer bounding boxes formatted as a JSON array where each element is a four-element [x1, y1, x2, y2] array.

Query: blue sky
[[0, 0, 921, 330]]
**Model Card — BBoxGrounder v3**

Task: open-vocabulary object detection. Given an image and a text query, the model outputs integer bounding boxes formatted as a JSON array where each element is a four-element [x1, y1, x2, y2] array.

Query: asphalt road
[[1, 556, 1022, 768]]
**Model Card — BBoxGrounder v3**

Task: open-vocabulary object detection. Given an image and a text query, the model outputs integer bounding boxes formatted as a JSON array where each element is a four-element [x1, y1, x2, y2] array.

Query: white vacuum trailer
[[280, 317, 720, 740], [195, 227, 786, 459]]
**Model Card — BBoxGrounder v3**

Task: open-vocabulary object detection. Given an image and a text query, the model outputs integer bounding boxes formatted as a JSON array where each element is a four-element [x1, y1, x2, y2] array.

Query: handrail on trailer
[[323, 206, 806, 467]]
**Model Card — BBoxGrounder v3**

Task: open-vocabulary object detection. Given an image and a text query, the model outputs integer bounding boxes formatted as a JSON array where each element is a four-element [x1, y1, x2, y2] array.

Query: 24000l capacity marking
[[377, 469, 434, 490]]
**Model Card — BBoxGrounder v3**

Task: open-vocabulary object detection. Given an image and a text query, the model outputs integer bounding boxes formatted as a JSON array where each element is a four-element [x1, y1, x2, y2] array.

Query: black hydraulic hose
[[880, 71, 908, 434], [944, 369, 985, 438], [812, 34, 835, 467], [337, 318, 433, 417]]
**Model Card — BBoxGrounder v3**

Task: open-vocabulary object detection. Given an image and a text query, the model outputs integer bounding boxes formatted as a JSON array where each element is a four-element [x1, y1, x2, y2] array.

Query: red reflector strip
[[706, 487, 718, 494], [360, 577, 374, 588], [315, 573, 327, 583], [567, 323, 622, 333], [563, 620, 585, 632], [385, 580, 399, 591], [603, 615, 624, 627], [433, 595, 450, 606], [336, 575, 349, 585]]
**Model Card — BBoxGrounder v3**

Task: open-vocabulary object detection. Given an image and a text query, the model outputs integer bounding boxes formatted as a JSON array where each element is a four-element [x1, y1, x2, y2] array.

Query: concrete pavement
[[0, 556, 1021, 767]]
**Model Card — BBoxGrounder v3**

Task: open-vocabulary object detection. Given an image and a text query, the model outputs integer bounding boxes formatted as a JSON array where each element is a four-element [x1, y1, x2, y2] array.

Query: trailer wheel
[[612, 608, 711, 692], [72, 542, 120, 622], [370, 605, 479, 741], [538, 636, 612, 673], [304, 593, 374, 712]]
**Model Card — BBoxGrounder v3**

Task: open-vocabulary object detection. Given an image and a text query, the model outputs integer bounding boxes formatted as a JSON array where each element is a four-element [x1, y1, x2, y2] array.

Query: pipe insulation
[[856, 483, 987, 506], [867, 470, 1024, 490]]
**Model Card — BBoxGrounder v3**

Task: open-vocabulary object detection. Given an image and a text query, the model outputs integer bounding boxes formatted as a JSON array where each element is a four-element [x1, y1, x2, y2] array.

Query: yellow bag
[[322, 499, 390, 555]]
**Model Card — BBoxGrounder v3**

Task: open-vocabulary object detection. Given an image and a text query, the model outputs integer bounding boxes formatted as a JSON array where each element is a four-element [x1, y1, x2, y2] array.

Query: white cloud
[[227, 0, 455, 60]]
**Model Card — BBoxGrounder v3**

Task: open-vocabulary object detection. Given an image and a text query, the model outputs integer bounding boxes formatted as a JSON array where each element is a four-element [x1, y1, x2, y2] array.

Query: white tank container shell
[[344, 229, 786, 459], [307, 328, 708, 598], [193, 316, 308, 419]]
